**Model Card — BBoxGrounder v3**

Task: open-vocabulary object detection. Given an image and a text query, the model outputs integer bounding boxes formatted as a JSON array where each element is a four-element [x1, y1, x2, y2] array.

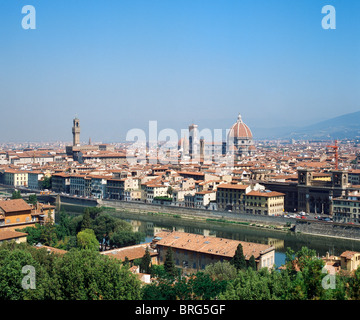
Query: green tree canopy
[[204, 261, 237, 281], [110, 230, 145, 248], [52, 249, 142, 300], [80, 208, 92, 231], [28, 194, 38, 206], [76, 229, 99, 251], [11, 190, 21, 199]]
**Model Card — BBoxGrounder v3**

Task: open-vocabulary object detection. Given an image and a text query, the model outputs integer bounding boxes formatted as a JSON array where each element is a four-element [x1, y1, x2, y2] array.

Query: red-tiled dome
[[229, 114, 253, 139]]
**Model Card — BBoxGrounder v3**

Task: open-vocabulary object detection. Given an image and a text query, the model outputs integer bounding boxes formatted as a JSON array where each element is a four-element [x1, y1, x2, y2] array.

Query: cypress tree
[[164, 248, 177, 277], [231, 243, 246, 270], [140, 246, 152, 274], [248, 255, 257, 270], [81, 208, 92, 230]]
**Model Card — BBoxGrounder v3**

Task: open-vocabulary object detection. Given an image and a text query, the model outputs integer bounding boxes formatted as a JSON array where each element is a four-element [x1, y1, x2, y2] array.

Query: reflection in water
[[59, 205, 360, 268]]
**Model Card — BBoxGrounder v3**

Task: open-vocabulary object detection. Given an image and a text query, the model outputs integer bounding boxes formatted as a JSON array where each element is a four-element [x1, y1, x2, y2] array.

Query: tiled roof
[[0, 229, 28, 241], [0, 199, 32, 213], [217, 184, 249, 190], [102, 244, 157, 261], [155, 231, 273, 259], [35, 244, 67, 255], [340, 251, 360, 260], [246, 190, 285, 198]]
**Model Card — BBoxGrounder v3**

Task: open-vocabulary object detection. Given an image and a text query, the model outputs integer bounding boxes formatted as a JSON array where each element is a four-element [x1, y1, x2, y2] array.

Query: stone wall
[[99, 199, 290, 226], [295, 220, 360, 240]]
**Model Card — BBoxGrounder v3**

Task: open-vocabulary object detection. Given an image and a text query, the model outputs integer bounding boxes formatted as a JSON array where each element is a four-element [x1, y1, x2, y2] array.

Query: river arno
[[59, 204, 360, 268]]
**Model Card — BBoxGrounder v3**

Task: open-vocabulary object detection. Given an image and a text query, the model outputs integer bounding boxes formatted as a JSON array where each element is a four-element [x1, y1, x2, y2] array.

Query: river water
[[59, 204, 360, 268]]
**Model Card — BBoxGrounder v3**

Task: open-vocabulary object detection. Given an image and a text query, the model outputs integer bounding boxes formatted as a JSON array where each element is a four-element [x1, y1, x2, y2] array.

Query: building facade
[[152, 231, 275, 275]]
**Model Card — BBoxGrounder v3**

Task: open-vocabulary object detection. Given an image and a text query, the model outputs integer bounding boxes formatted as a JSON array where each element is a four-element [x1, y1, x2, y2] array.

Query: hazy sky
[[0, 0, 359, 142]]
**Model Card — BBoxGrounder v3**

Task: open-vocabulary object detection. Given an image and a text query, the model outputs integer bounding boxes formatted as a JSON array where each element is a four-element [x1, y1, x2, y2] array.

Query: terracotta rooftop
[[34, 244, 67, 255], [340, 251, 360, 260], [154, 231, 273, 259], [102, 243, 157, 261], [246, 190, 285, 198], [0, 229, 28, 241], [0, 199, 32, 213], [217, 184, 249, 190]]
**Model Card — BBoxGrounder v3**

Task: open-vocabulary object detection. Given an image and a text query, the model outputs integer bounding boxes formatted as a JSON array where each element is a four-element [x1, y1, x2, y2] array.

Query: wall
[[295, 220, 360, 240], [99, 199, 289, 226]]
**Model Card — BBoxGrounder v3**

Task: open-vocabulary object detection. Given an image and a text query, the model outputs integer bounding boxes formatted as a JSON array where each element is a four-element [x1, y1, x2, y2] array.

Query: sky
[[0, 0, 359, 143]]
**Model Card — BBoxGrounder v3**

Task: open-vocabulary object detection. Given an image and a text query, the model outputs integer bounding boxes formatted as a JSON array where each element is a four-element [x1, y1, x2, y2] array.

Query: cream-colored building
[[145, 184, 169, 203], [340, 251, 360, 272], [245, 190, 285, 216], [194, 190, 217, 209], [216, 183, 251, 211], [3, 169, 28, 187]]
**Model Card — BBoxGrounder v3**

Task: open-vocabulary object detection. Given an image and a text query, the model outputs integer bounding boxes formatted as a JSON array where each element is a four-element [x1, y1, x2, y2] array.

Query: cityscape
[[1, 0, 360, 315]]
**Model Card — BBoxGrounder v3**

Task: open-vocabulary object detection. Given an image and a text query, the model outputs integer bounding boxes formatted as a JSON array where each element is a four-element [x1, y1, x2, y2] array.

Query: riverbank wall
[[294, 220, 360, 241], [47, 196, 360, 241], [99, 199, 290, 226]]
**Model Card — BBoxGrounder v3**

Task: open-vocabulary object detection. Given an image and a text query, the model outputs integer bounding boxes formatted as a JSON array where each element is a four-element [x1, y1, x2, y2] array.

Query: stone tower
[[72, 117, 80, 146]]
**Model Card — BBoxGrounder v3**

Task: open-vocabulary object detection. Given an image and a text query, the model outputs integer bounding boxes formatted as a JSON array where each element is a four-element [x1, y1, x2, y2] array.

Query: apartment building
[[333, 192, 360, 224], [1, 169, 28, 187], [0, 199, 55, 231], [244, 190, 285, 216], [216, 183, 251, 211]]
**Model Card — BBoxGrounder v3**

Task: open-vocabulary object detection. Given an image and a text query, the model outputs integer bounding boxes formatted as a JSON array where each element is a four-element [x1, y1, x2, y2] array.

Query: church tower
[[72, 117, 80, 146]]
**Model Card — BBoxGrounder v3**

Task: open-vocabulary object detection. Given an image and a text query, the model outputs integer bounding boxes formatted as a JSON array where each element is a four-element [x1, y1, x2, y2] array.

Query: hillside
[[253, 111, 360, 140]]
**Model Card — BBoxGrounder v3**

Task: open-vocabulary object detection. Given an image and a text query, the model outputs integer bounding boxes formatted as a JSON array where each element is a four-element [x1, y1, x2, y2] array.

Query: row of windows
[[334, 207, 360, 214], [5, 217, 31, 224]]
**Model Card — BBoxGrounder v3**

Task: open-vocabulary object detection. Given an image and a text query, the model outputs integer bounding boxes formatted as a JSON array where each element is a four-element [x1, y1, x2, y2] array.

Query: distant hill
[[253, 111, 360, 140]]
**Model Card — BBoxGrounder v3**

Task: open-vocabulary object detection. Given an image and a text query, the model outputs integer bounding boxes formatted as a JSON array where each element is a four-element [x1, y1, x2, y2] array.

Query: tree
[[11, 190, 21, 199], [283, 246, 327, 300], [55, 209, 72, 240], [164, 248, 177, 278], [110, 230, 145, 248], [231, 243, 246, 270], [40, 212, 58, 246], [204, 261, 237, 281], [150, 264, 167, 279], [188, 272, 228, 300], [92, 213, 132, 240], [248, 255, 257, 270], [52, 249, 142, 300], [0, 244, 53, 300], [28, 194, 38, 206], [68, 215, 83, 236], [123, 256, 130, 267], [81, 208, 92, 231], [219, 267, 291, 300], [140, 246, 152, 274], [87, 207, 104, 219], [41, 176, 52, 190], [167, 186, 173, 197], [76, 229, 99, 251], [18, 224, 43, 245]]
